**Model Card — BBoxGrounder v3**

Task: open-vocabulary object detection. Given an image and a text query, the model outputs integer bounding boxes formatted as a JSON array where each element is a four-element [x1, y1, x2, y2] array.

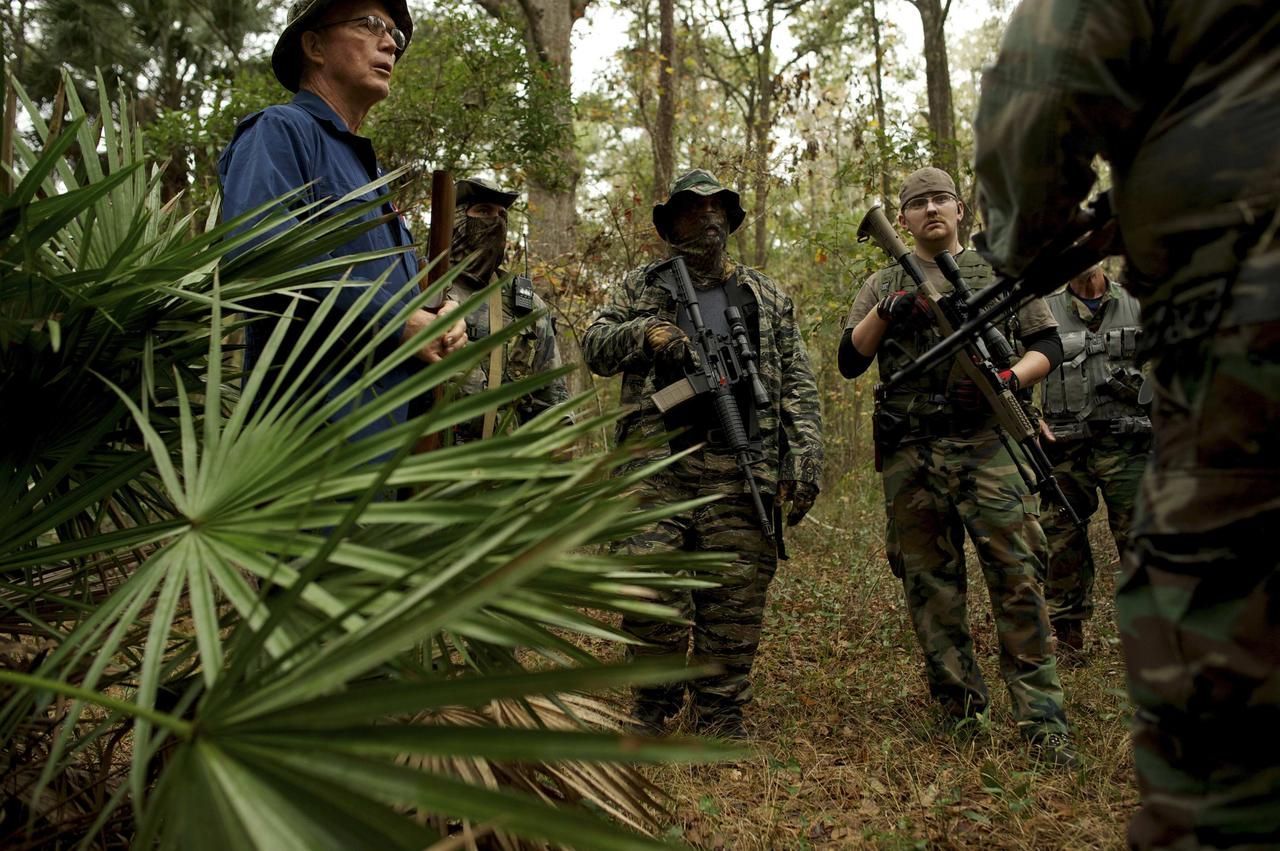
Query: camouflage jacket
[[582, 259, 824, 494], [449, 272, 570, 442], [974, 0, 1280, 306]]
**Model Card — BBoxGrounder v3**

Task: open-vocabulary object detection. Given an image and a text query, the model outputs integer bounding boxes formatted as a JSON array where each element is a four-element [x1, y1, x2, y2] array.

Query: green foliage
[[146, 64, 284, 209], [368, 3, 575, 212], [15, 0, 268, 112], [1, 71, 736, 848]]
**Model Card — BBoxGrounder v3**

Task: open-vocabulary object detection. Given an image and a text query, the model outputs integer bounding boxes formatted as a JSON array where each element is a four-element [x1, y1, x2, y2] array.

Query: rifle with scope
[[647, 255, 774, 540], [857, 204, 1085, 528]]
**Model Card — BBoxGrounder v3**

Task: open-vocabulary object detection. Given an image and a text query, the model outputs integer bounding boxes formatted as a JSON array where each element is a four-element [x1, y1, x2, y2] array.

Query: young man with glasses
[[837, 167, 1074, 765], [218, 0, 466, 442]]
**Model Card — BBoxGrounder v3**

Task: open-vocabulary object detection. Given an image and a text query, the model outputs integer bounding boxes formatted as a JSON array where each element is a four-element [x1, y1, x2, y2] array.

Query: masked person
[[838, 167, 1076, 766], [1037, 264, 1150, 664], [582, 170, 824, 738], [218, 0, 466, 442], [974, 1, 1280, 845], [445, 178, 570, 443]]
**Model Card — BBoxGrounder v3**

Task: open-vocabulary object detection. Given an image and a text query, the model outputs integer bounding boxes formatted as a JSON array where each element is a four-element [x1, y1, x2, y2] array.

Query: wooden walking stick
[[413, 169, 455, 453]]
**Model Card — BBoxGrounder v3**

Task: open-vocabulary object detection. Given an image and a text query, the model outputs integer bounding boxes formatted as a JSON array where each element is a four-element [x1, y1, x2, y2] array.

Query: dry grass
[[642, 474, 1138, 849]]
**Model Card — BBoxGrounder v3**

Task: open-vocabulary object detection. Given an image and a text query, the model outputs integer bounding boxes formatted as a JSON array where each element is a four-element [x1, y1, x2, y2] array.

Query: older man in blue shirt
[[219, 0, 465, 441]]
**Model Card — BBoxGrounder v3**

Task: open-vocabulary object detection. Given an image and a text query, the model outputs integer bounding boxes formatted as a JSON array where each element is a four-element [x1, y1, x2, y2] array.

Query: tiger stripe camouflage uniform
[[1038, 279, 1149, 653], [583, 257, 823, 728], [976, 1, 1280, 845], [843, 250, 1069, 742]]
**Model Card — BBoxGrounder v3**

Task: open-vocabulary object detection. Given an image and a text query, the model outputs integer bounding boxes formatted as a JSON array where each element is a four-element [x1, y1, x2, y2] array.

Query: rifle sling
[[482, 287, 504, 439]]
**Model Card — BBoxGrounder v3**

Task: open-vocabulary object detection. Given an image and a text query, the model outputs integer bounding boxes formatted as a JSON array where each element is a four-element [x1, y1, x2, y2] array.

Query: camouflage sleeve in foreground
[[581, 266, 658, 377], [973, 0, 1148, 276], [766, 273, 824, 487]]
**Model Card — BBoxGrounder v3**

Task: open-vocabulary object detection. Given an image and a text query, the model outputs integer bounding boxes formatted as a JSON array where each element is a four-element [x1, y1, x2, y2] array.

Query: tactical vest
[[1041, 284, 1146, 428], [874, 251, 1018, 422]]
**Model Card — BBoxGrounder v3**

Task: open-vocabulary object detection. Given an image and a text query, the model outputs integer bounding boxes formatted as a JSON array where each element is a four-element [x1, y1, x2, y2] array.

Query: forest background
[[2, 0, 1135, 846]]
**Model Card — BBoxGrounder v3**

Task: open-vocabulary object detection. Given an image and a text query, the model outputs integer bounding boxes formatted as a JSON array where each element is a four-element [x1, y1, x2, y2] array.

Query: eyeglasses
[[903, 193, 957, 212], [313, 15, 406, 51]]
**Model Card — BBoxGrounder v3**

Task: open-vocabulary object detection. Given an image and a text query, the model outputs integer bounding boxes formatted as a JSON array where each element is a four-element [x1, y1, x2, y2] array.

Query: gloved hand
[[950, 369, 1019, 413], [777, 480, 819, 526], [644, 319, 693, 366], [876, 290, 932, 327]]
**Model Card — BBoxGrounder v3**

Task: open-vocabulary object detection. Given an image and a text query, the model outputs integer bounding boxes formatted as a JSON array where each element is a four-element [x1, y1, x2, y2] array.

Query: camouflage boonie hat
[[455, 177, 519, 209], [272, 0, 414, 93], [652, 169, 747, 240], [899, 167, 958, 206]]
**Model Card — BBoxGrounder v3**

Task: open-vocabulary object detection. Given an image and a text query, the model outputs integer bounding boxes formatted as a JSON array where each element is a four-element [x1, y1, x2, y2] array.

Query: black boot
[[1028, 730, 1081, 769], [692, 703, 747, 740], [1055, 621, 1086, 668]]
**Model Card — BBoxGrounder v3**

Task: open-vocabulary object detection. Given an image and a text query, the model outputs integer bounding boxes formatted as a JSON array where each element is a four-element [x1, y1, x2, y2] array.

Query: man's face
[[898, 191, 963, 246], [309, 1, 400, 105], [668, 194, 729, 248], [466, 202, 507, 222]]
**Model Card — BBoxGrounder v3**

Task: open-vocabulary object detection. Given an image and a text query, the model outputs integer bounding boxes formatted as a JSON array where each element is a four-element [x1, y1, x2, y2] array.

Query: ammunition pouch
[[1108, 416, 1152, 436], [1048, 420, 1091, 442], [1097, 367, 1144, 404], [1047, 416, 1152, 442]]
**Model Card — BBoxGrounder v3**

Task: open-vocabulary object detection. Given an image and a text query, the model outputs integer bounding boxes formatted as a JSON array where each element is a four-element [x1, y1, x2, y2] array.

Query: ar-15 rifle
[[647, 256, 774, 540], [884, 192, 1119, 393], [857, 205, 1084, 527]]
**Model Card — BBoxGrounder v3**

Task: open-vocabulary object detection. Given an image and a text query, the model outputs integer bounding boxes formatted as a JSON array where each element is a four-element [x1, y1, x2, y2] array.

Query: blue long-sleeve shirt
[[218, 90, 421, 442]]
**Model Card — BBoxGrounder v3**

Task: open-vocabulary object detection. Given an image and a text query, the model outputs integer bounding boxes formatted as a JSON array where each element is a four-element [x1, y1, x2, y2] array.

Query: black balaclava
[[450, 206, 508, 288], [666, 198, 730, 286]]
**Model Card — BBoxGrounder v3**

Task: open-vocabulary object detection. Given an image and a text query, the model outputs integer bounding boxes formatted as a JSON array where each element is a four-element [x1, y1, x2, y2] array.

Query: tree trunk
[[749, 7, 777, 269], [909, 0, 956, 177], [867, 0, 891, 207], [474, 0, 589, 264], [651, 0, 676, 200]]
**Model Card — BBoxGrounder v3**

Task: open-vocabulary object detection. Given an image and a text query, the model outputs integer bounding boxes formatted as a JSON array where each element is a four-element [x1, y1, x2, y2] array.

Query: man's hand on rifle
[[644, 319, 695, 366], [949, 369, 1020, 413], [876, 290, 932, 328], [777, 480, 819, 526]]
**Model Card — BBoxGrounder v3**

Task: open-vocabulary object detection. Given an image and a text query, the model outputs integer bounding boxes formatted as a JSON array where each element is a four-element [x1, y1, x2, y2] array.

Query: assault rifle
[[857, 205, 1084, 527], [884, 192, 1119, 393], [648, 256, 774, 539]]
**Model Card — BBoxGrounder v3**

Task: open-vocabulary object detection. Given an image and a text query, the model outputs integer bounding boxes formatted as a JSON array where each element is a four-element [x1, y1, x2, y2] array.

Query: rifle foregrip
[[997, 389, 1036, 441], [713, 392, 750, 452]]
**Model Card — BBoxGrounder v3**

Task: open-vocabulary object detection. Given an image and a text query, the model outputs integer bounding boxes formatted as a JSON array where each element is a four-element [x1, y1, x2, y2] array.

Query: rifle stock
[[414, 169, 455, 454]]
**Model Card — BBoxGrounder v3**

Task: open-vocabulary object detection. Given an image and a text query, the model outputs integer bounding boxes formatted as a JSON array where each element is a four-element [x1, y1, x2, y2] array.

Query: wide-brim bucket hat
[[652, 169, 746, 240], [272, 0, 414, 93], [455, 177, 519, 209]]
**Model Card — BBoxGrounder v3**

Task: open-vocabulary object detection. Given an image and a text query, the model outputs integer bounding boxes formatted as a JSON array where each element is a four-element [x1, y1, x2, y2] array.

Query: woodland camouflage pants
[[1040, 432, 1149, 625], [882, 431, 1067, 738], [617, 449, 778, 722], [1120, 310, 1280, 850]]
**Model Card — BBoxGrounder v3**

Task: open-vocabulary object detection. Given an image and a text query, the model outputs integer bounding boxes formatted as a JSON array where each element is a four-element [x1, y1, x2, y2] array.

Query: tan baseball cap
[[899, 167, 957, 206]]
